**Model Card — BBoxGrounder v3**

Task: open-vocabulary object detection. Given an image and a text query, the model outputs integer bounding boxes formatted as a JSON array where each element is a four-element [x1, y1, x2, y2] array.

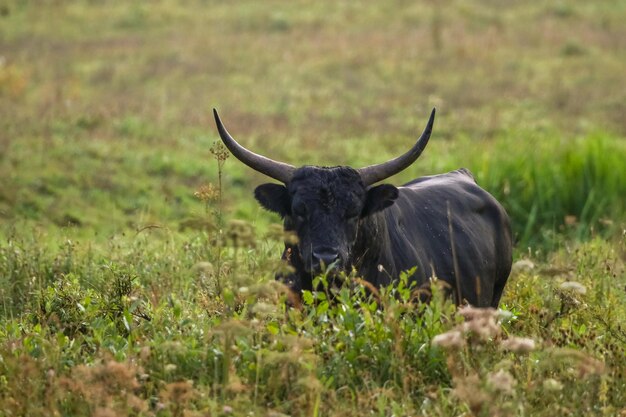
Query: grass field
[[1, 1, 625, 416]]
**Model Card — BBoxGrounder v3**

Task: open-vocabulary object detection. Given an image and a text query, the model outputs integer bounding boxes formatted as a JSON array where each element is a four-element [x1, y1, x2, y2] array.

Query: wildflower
[[500, 337, 536, 353], [512, 259, 535, 273], [226, 373, 247, 394], [214, 319, 251, 337], [226, 219, 256, 248], [458, 306, 501, 341], [161, 380, 195, 404], [264, 223, 287, 241], [559, 281, 587, 294], [268, 228, 300, 246], [543, 378, 563, 391], [194, 183, 219, 202], [193, 261, 214, 273], [252, 302, 277, 316], [432, 330, 465, 349], [210, 141, 230, 162], [487, 369, 517, 394], [458, 305, 498, 321], [65, 359, 145, 413], [126, 395, 148, 413], [497, 309, 514, 320], [452, 374, 488, 414]]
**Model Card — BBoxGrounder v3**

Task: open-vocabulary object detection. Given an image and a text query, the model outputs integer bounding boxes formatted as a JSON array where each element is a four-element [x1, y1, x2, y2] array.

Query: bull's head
[[213, 109, 435, 280]]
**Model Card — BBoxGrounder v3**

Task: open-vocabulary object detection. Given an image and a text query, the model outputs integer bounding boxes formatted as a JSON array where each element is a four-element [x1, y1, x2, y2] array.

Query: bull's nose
[[312, 248, 340, 270]]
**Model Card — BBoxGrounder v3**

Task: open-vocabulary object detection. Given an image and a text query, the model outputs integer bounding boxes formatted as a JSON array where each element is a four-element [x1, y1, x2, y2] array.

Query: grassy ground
[[1, 225, 625, 416], [1, 0, 625, 416]]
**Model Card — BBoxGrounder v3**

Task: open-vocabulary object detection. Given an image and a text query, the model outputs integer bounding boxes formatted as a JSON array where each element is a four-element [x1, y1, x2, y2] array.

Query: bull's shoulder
[[400, 168, 476, 189], [454, 167, 475, 181], [397, 168, 507, 219]]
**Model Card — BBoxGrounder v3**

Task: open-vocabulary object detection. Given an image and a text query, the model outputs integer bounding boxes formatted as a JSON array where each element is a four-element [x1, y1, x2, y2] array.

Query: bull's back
[[384, 169, 512, 307]]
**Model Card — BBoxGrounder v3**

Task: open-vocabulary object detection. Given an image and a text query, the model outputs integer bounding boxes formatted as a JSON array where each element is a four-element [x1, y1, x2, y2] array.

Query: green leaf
[[266, 321, 279, 335], [302, 291, 314, 305]]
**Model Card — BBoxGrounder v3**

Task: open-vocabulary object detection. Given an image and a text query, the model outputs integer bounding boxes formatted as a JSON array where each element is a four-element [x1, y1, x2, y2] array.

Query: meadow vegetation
[[1, 1, 625, 416]]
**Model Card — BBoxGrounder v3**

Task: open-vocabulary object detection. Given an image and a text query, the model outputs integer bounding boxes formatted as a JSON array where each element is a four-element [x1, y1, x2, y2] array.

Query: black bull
[[213, 108, 513, 307]]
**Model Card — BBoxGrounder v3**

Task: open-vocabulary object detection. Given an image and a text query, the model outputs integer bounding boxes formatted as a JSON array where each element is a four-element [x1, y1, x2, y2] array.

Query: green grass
[[1, 0, 626, 415], [1, 0, 624, 249], [2, 121, 624, 251], [0, 231, 624, 416], [469, 130, 626, 251]]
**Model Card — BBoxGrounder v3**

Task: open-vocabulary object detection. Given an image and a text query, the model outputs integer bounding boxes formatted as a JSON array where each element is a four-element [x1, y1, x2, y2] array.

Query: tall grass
[[472, 131, 626, 252], [0, 229, 624, 416], [1, 125, 624, 252]]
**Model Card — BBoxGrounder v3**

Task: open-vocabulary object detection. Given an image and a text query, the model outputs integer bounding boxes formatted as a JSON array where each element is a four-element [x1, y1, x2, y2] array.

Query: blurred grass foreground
[[0, 1, 625, 416]]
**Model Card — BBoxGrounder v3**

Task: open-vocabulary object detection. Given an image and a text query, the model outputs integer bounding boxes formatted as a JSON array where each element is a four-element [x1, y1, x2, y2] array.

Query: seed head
[[458, 306, 501, 341], [500, 337, 536, 353], [487, 369, 517, 394], [543, 378, 563, 391], [559, 281, 587, 294], [432, 329, 466, 350], [210, 141, 230, 162]]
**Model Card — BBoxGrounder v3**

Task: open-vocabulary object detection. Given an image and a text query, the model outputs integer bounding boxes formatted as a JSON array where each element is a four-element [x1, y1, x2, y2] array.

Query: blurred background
[[1, 0, 625, 251]]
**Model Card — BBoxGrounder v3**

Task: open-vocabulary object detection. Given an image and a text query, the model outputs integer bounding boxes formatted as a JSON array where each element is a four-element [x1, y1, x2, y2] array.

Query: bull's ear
[[362, 184, 399, 217], [255, 183, 291, 217]]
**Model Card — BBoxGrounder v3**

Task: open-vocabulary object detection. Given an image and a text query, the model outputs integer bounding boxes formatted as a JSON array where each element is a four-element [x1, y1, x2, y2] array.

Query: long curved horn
[[213, 109, 295, 183], [357, 108, 435, 186]]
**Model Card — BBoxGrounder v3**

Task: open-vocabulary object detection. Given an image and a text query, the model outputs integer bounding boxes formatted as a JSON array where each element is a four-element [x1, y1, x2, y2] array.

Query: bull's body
[[282, 168, 512, 307], [213, 107, 513, 308]]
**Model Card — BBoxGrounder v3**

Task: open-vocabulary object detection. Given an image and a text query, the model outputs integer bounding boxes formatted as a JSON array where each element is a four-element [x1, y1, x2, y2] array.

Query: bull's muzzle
[[311, 248, 341, 273]]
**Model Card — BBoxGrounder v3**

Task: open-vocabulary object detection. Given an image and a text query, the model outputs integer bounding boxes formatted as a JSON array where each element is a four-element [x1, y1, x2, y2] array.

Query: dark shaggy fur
[[255, 166, 512, 308]]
